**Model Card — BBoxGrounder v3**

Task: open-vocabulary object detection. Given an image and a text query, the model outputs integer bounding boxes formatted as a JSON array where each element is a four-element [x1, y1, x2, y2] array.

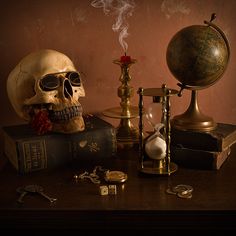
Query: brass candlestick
[[103, 56, 139, 149]]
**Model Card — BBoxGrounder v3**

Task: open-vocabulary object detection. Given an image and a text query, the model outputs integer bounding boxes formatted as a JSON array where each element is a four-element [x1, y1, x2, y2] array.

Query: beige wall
[[1, 0, 236, 130]]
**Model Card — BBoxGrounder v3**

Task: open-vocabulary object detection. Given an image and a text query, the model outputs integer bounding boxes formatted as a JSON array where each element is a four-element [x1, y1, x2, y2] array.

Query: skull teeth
[[49, 105, 82, 122]]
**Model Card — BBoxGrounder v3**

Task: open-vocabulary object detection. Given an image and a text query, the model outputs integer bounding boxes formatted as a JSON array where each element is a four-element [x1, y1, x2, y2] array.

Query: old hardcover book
[[171, 123, 236, 152], [2, 115, 117, 174], [171, 145, 231, 170]]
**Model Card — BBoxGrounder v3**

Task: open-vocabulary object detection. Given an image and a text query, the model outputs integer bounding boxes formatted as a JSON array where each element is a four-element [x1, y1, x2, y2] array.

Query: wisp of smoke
[[161, 0, 190, 19], [91, 0, 135, 53]]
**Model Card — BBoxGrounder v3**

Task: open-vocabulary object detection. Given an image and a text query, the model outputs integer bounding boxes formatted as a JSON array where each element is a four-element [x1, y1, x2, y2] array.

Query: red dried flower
[[31, 110, 52, 135]]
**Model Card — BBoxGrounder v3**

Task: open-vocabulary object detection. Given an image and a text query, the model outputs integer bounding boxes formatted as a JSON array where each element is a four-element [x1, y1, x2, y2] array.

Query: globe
[[166, 17, 230, 131], [166, 24, 230, 89]]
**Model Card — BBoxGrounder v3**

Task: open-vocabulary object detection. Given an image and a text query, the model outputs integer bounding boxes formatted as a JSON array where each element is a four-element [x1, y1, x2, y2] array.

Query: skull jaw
[[52, 116, 85, 133], [26, 104, 85, 134]]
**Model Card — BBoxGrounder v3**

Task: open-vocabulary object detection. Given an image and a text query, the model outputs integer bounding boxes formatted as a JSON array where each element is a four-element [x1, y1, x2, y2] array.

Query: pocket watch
[[104, 170, 128, 183]]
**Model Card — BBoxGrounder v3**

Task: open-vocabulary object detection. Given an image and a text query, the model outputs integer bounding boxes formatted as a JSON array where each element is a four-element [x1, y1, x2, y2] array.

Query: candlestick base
[[103, 106, 139, 119], [116, 119, 139, 149], [103, 106, 139, 149]]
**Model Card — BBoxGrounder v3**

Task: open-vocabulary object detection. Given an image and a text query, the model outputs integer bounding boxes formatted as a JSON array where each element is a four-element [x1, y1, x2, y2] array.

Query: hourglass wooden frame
[[138, 84, 178, 175]]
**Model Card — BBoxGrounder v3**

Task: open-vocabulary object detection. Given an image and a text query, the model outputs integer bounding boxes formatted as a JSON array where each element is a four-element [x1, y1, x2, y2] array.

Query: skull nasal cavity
[[64, 80, 73, 98]]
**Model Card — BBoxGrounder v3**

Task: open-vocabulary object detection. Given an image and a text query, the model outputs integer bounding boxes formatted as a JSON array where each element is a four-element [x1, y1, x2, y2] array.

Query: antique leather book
[[2, 115, 117, 174], [171, 145, 231, 170], [171, 123, 236, 152]]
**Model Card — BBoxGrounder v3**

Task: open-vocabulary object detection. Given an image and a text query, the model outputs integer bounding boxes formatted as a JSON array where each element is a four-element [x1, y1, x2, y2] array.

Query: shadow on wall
[[0, 0, 236, 129]]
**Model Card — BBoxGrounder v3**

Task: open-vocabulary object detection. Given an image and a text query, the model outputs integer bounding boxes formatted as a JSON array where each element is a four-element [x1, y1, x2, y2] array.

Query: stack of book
[[2, 115, 117, 174], [170, 123, 236, 170]]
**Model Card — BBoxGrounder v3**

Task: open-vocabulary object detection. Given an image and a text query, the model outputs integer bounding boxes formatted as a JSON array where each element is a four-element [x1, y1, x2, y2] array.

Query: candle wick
[[124, 52, 127, 56]]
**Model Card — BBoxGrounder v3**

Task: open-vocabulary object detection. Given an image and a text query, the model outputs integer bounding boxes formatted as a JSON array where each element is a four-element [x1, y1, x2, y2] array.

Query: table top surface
[[0, 144, 236, 231]]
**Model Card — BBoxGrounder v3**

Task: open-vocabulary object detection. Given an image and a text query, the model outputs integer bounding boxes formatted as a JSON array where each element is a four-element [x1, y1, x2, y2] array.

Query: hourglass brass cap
[[141, 88, 179, 97]]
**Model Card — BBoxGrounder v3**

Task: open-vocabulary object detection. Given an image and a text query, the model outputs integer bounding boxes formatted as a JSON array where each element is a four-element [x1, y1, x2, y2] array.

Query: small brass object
[[166, 184, 193, 199], [104, 170, 128, 183]]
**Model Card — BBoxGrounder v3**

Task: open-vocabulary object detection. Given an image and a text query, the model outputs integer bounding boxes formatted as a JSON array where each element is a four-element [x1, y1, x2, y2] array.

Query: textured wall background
[[0, 0, 236, 132]]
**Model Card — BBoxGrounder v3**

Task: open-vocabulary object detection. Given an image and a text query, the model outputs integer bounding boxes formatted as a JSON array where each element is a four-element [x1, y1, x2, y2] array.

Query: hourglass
[[138, 84, 178, 175]]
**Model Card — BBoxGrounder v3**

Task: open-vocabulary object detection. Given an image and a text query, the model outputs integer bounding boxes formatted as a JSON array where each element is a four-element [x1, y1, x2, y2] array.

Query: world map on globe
[[166, 24, 230, 89]]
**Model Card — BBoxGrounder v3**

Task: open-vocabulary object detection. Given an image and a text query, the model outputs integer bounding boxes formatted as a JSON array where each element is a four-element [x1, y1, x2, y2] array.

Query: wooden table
[[0, 144, 236, 233]]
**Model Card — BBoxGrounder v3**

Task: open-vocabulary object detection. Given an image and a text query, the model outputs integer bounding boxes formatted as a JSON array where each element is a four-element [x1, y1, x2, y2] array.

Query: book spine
[[171, 146, 231, 170], [3, 132, 19, 171], [171, 129, 222, 152], [5, 127, 117, 174], [171, 123, 236, 152], [18, 139, 48, 173]]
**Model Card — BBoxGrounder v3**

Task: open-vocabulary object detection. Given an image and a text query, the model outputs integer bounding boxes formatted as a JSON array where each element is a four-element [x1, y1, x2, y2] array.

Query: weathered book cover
[[2, 115, 117, 174], [171, 145, 231, 170], [171, 123, 236, 152]]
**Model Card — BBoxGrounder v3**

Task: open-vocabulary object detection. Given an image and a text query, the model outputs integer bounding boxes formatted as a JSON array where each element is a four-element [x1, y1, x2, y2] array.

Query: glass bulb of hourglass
[[145, 102, 163, 131], [145, 102, 166, 160]]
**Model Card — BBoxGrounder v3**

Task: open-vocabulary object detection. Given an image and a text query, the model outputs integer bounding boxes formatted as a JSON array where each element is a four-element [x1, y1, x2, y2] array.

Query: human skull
[[7, 49, 85, 134]]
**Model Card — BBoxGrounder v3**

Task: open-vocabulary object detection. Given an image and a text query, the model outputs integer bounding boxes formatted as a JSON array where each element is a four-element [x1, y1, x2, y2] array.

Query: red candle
[[120, 54, 131, 63]]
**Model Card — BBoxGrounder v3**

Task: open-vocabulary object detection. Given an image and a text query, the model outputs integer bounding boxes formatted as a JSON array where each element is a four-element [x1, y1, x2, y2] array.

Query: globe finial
[[210, 13, 216, 22]]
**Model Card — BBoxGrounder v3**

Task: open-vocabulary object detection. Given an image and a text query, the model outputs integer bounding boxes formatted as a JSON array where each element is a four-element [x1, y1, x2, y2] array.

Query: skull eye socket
[[40, 75, 60, 91], [66, 72, 81, 86], [40, 71, 81, 91]]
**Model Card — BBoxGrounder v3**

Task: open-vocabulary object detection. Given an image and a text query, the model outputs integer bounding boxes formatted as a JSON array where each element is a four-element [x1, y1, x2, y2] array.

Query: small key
[[16, 187, 28, 204], [35, 185, 57, 203], [24, 184, 57, 203]]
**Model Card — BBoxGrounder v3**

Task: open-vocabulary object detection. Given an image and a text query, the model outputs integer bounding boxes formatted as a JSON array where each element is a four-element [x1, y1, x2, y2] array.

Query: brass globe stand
[[103, 56, 139, 149], [171, 88, 216, 131], [138, 85, 178, 175]]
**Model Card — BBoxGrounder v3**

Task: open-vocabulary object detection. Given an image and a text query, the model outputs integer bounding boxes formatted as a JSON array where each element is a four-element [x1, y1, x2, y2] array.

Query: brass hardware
[[138, 85, 178, 176], [171, 90, 217, 131], [103, 57, 139, 149], [104, 170, 128, 183]]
